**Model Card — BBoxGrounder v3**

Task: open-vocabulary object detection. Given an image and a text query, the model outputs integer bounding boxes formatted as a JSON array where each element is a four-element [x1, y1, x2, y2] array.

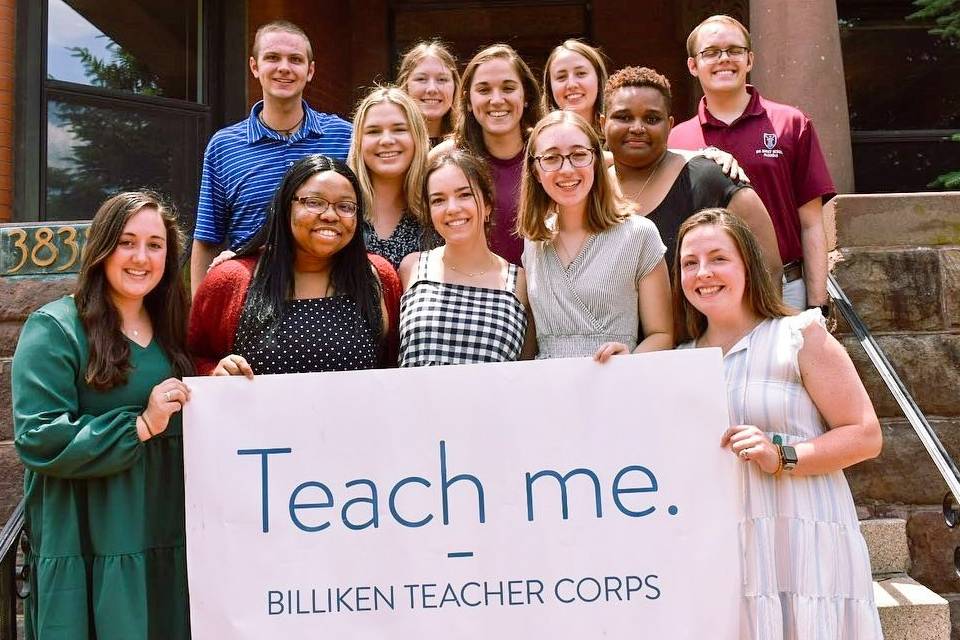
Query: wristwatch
[[807, 303, 830, 318], [778, 444, 798, 472]]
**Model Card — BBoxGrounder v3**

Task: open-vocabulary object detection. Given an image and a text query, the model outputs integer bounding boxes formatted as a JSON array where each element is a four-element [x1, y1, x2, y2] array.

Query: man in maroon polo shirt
[[669, 14, 835, 314]]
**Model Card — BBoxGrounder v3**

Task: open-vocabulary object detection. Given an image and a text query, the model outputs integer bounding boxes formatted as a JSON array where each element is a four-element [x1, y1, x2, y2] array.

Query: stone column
[[750, 0, 855, 193]]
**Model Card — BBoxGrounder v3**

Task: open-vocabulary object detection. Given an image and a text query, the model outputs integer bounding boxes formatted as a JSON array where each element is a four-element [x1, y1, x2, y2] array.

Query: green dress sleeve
[[12, 310, 144, 479]]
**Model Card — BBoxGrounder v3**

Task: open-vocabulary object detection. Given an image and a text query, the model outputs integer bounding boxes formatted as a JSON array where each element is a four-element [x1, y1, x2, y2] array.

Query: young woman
[[542, 39, 608, 132], [398, 149, 534, 366], [435, 43, 544, 266], [518, 110, 672, 360], [189, 155, 402, 376], [396, 40, 461, 147], [602, 66, 782, 280], [675, 209, 883, 639], [12, 191, 193, 639], [348, 86, 435, 269]]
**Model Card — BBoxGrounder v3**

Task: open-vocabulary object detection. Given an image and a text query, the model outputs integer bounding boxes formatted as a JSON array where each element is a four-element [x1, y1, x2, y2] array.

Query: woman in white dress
[[674, 208, 884, 640]]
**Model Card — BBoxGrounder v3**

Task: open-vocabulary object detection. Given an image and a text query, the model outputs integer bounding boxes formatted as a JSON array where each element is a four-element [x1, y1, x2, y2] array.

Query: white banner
[[184, 349, 741, 639]]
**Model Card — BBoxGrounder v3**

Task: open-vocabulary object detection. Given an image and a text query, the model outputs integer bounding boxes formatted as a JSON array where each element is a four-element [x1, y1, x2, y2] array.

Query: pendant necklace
[[259, 112, 305, 138], [627, 151, 668, 206]]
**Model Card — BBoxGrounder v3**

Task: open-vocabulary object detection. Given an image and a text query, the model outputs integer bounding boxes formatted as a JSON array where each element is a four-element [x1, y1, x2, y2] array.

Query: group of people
[[11, 15, 884, 640]]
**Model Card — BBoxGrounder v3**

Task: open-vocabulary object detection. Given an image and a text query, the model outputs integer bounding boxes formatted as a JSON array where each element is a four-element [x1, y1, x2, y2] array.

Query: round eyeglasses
[[292, 196, 359, 217], [534, 148, 595, 172]]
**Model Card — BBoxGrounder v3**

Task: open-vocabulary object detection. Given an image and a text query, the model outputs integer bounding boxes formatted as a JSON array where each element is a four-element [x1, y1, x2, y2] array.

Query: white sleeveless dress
[[684, 309, 883, 639]]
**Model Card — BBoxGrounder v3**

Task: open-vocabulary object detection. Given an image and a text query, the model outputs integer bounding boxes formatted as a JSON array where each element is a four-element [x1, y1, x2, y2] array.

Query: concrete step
[[874, 575, 951, 639], [861, 517, 911, 576]]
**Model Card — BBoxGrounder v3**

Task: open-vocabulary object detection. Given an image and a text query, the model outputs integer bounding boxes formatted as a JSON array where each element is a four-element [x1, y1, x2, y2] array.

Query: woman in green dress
[[11, 191, 193, 639]]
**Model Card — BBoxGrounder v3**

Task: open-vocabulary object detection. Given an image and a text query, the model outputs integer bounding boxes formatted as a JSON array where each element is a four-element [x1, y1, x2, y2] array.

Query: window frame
[[13, 0, 248, 224]]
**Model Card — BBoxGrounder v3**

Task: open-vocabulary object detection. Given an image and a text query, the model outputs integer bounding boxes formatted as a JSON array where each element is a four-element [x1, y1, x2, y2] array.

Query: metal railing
[[828, 273, 960, 573], [0, 499, 26, 640]]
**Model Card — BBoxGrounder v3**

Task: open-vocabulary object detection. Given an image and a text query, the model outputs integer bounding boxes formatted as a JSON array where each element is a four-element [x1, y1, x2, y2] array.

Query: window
[[839, 0, 960, 192], [15, 0, 218, 224]]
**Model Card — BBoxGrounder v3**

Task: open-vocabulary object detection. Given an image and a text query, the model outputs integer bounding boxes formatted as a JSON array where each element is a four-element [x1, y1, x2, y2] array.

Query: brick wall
[[0, 0, 15, 223]]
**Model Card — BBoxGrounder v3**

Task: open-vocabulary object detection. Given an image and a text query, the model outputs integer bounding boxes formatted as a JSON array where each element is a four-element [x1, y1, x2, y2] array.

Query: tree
[[46, 42, 176, 218], [910, 0, 960, 189]]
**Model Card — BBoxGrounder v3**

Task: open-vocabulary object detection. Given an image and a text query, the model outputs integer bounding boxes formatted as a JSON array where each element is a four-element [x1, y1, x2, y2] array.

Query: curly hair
[[603, 66, 673, 115]]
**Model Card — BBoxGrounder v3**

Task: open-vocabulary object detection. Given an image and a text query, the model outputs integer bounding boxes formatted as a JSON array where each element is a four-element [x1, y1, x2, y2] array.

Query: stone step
[[875, 575, 951, 640], [861, 517, 911, 576]]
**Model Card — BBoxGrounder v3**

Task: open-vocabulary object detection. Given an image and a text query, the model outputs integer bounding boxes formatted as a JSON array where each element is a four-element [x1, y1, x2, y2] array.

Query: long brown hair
[[516, 110, 630, 241], [454, 44, 543, 157], [75, 191, 192, 390], [420, 148, 495, 237], [672, 208, 792, 344]]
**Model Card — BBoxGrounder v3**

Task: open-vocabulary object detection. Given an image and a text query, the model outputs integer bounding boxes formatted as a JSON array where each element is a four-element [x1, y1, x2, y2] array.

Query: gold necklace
[[626, 150, 668, 204], [554, 232, 589, 266], [442, 253, 494, 278]]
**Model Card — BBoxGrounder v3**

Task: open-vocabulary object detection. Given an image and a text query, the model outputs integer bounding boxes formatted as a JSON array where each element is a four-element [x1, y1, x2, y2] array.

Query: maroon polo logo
[[763, 133, 778, 150]]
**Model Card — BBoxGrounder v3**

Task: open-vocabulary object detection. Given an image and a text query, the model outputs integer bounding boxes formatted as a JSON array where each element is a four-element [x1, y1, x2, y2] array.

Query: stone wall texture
[[831, 192, 960, 634]]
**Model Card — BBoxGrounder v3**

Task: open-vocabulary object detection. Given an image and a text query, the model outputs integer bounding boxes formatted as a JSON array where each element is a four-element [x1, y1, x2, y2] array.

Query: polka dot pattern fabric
[[234, 296, 378, 374]]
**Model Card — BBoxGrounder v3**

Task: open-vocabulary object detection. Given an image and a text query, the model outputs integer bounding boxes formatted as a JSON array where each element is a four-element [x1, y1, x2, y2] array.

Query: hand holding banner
[[184, 349, 740, 638]]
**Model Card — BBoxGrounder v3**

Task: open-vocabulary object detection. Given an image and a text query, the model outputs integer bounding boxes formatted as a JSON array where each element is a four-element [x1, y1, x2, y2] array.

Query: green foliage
[[909, 0, 960, 43], [910, 1, 960, 189], [47, 44, 171, 218]]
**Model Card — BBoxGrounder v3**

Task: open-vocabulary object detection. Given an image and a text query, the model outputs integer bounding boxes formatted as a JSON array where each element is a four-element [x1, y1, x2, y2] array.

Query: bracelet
[[773, 444, 784, 476], [140, 412, 157, 438]]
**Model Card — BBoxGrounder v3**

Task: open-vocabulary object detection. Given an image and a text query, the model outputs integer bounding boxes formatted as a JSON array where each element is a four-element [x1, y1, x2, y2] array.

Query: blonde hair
[[516, 110, 630, 242], [686, 14, 751, 57], [252, 20, 313, 61], [542, 40, 609, 130], [672, 208, 792, 343], [348, 86, 430, 222], [455, 44, 543, 157], [395, 40, 461, 138]]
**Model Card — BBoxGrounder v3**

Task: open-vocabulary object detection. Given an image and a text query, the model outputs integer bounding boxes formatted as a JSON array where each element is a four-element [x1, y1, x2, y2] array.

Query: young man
[[191, 20, 352, 296], [669, 15, 834, 314]]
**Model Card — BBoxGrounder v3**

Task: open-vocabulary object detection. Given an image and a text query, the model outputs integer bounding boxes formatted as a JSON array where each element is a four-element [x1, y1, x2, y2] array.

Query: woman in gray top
[[517, 110, 672, 360]]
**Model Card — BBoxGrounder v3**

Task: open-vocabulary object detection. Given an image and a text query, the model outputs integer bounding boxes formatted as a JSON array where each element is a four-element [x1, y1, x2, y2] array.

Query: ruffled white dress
[[688, 310, 883, 639]]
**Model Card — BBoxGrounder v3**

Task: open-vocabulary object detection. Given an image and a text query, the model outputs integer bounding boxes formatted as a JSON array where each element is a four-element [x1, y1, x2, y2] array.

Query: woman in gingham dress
[[675, 209, 883, 639], [398, 149, 535, 366]]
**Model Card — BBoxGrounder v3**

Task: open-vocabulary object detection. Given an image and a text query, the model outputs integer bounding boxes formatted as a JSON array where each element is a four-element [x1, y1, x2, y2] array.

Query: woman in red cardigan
[[189, 155, 401, 375]]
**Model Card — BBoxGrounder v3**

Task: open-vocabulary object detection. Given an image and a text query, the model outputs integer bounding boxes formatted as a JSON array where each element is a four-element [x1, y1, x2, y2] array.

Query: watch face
[[782, 445, 798, 467]]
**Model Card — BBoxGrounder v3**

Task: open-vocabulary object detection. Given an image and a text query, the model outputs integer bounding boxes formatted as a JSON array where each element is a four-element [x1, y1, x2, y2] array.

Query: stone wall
[[829, 192, 960, 634]]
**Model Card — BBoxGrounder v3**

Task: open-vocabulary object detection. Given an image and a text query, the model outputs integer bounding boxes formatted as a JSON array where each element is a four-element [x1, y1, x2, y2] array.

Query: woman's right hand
[[208, 250, 236, 271], [140, 377, 191, 440], [212, 354, 254, 379]]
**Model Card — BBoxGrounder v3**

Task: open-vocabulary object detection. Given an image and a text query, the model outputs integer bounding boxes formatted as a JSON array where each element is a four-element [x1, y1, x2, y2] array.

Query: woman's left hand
[[593, 342, 630, 363], [720, 424, 780, 474]]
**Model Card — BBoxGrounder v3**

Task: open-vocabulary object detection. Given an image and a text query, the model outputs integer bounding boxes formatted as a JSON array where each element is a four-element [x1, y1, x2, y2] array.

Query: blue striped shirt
[[195, 101, 352, 249]]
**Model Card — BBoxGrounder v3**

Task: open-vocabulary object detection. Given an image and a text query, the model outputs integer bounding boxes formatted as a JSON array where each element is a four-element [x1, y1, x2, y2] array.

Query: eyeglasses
[[292, 196, 359, 217], [696, 46, 750, 62], [534, 148, 595, 172]]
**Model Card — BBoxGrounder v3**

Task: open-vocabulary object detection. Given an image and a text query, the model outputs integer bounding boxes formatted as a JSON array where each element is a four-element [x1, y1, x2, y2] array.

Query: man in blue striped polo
[[190, 20, 352, 296]]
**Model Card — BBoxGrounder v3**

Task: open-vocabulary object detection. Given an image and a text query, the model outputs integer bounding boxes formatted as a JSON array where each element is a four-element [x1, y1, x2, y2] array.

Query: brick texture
[[0, 0, 14, 222]]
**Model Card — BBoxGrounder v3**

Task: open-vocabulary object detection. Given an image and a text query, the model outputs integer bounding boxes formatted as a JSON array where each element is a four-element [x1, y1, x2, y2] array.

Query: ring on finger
[[738, 449, 749, 459], [164, 391, 171, 402]]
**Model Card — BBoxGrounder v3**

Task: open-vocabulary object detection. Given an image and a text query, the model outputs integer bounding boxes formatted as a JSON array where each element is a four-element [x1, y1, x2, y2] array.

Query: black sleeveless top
[[647, 155, 749, 271], [234, 296, 378, 374]]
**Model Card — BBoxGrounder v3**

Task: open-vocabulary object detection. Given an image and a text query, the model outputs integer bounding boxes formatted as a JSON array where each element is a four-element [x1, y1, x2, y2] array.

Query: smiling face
[[548, 49, 599, 122], [360, 102, 414, 180], [532, 122, 595, 213], [290, 170, 358, 265], [687, 22, 753, 95], [249, 30, 315, 103], [104, 206, 167, 306], [427, 163, 490, 245], [469, 57, 526, 142], [405, 55, 455, 127], [602, 85, 673, 169], [679, 224, 750, 319]]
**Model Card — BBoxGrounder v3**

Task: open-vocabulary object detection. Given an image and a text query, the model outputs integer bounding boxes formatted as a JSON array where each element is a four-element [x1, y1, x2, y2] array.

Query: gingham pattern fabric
[[398, 251, 527, 366]]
